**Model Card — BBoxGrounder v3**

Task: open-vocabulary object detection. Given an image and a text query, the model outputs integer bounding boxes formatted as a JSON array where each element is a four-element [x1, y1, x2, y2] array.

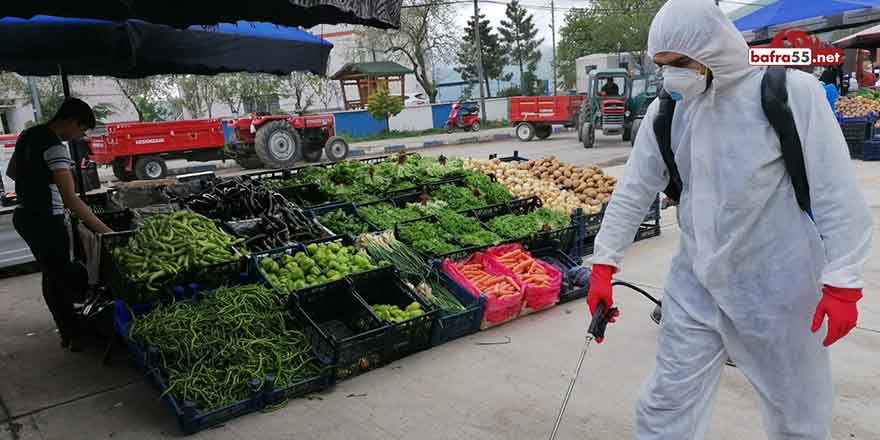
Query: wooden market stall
[[331, 61, 413, 110]]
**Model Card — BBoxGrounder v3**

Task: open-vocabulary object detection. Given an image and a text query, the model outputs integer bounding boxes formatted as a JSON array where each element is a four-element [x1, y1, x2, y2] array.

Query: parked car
[[404, 93, 429, 107]]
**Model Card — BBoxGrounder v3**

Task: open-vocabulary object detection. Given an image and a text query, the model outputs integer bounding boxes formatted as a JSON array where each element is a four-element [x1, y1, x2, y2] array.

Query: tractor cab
[[627, 74, 661, 146], [578, 68, 633, 149]]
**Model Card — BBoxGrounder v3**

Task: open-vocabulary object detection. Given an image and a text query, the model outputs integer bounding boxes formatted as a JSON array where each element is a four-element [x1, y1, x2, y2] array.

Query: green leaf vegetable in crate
[[371, 302, 424, 323], [488, 208, 572, 240], [129, 284, 321, 412], [112, 211, 244, 299], [397, 221, 458, 255], [357, 232, 466, 313], [432, 184, 483, 211], [436, 210, 502, 247], [317, 209, 371, 236], [357, 202, 424, 230], [463, 172, 513, 205]]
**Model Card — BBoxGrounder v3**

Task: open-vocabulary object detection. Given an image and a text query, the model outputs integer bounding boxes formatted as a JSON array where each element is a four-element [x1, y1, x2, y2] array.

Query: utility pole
[[473, 0, 487, 118], [551, 0, 558, 95], [27, 77, 42, 121]]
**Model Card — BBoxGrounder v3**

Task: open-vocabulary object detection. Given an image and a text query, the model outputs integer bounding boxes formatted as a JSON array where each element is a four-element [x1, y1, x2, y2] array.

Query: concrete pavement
[[2, 139, 879, 439]]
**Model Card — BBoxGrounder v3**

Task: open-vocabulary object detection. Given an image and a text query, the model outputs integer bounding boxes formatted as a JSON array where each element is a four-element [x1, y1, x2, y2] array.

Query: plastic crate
[[221, 212, 327, 253], [529, 247, 587, 304], [350, 268, 437, 361], [848, 140, 865, 160], [278, 182, 338, 210], [101, 230, 247, 305], [488, 150, 529, 162], [306, 203, 378, 238], [288, 278, 389, 381], [97, 208, 135, 232], [634, 223, 661, 242], [429, 271, 485, 346], [839, 120, 871, 143]]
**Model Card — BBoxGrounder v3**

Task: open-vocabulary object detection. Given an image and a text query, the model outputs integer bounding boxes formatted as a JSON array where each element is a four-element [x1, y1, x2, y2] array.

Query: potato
[[563, 169, 572, 177], [563, 179, 573, 187]]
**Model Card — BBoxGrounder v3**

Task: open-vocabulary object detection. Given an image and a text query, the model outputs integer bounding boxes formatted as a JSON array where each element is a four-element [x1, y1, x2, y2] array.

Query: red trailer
[[89, 113, 350, 181], [509, 95, 585, 142]]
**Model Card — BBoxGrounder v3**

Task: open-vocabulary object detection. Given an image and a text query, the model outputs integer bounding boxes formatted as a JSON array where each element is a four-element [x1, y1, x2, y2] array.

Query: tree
[[24, 77, 115, 125], [455, 13, 510, 98], [0, 73, 27, 99], [374, 0, 455, 103], [174, 75, 218, 118], [499, 0, 544, 93], [367, 89, 403, 131], [310, 76, 341, 111], [282, 72, 317, 114], [557, 0, 666, 89], [114, 77, 170, 122], [214, 73, 283, 115]]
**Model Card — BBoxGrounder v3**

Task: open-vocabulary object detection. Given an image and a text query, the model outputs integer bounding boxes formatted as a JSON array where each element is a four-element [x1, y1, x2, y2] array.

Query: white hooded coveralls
[[590, 1, 873, 439]]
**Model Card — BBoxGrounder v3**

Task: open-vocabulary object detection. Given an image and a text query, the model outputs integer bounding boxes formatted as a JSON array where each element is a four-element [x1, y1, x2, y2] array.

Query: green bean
[[129, 284, 319, 412]]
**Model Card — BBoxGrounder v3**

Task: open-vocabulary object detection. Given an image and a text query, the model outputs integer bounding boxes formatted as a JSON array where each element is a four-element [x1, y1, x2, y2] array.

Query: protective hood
[[648, 0, 755, 91]]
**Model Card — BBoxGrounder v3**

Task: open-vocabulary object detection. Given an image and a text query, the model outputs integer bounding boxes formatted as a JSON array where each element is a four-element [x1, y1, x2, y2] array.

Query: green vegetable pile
[[357, 232, 467, 313], [357, 203, 423, 230], [113, 211, 243, 303], [432, 185, 483, 211], [129, 284, 320, 412], [371, 302, 424, 323], [260, 242, 379, 292], [436, 211, 502, 247], [317, 208, 371, 236], [397, 221, 458, 256], [487, 208, 572, 239], [464, 172, 513, 205]]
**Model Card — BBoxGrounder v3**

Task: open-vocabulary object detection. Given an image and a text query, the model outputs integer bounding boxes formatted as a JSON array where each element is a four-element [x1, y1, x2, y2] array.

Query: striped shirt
[[43, 144, 73, 215]]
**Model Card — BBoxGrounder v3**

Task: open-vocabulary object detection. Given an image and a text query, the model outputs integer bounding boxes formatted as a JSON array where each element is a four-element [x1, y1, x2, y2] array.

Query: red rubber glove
[[586, 264, 619, 343], [811, 286, 862, 347]]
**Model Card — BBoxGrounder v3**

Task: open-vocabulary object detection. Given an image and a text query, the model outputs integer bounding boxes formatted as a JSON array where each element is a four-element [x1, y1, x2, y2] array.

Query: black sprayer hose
[[611, 280, 663, 307]]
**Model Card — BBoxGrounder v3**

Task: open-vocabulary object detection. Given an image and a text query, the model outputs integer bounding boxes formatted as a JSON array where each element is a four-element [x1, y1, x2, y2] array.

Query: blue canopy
[[0, 15, 333, 78], [734, 0, 880, 32]]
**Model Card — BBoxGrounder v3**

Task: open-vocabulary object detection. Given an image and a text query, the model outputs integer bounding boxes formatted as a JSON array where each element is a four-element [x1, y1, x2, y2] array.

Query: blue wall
[[431, 104, 453, 129], [332, 111, 389, 137]]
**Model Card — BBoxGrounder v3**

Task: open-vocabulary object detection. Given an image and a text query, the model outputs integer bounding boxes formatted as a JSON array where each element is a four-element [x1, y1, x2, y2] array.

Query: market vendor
[[6, 98, 113, 352], [585, 1, 872, 439]]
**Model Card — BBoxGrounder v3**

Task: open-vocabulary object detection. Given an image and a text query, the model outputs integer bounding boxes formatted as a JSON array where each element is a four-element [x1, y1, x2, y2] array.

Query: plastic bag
[[441, 253, 524, 328], [486, 244, 561, 314]]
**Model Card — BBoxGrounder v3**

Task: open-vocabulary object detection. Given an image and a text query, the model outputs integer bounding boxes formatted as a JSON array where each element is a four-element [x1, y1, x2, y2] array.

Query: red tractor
[[89, 113, 350, 180], [224, 114, 350, 169]]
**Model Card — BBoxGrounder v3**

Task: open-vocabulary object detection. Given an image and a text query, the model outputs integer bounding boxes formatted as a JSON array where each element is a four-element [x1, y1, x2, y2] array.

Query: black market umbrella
[[0, 16, 333, 80], [1, 0, 402, 29], [0, 15, 333, 194]]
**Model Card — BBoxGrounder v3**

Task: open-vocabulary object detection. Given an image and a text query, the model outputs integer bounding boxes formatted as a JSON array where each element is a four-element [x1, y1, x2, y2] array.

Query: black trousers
[[13, 209, 78, 339]]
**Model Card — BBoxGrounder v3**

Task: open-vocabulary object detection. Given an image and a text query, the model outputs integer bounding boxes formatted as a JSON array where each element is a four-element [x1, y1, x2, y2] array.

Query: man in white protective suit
[[585, 0, 873, 439]]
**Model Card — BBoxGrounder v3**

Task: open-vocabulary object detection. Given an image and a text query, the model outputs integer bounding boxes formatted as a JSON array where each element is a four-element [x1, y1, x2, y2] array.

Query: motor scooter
[[445, 101, 481, 133]]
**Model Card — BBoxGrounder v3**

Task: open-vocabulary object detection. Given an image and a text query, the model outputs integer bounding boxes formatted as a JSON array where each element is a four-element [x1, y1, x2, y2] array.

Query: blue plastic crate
[[429, 271, 485, 346], [529, 247, 587, 304], [863, 139, 880, 161], [114, 280, 333, 435]]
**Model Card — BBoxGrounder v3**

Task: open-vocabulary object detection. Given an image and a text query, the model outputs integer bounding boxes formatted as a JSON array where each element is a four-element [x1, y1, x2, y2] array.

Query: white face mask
[[661, 66, 707, 101]]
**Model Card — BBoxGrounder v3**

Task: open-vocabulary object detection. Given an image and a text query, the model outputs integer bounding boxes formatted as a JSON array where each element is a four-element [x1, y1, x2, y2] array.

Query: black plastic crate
[[288, 279, 389, 381], [864, 139, 880, 161], [840, 121, 871, 143], [221, 212, 327, 253], [278, 182, 336, 209], [849, 140, 865, 160], [429, 271, 485, 346], [97, 208, 136, 232], [350, 268, 437, 361], [529, 247, 587, 304], [488, 150, 529, 162], [466, 201, 514, 222]]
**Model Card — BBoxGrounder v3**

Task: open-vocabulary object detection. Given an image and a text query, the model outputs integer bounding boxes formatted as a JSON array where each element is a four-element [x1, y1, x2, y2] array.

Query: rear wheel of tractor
[[303, 146, 323, 162], [134, 156, 167, 180], [630, 118, 642, 147], [324, 136, 350, 162], [515, 122, 535, 142], [581, 123, 595, 149], [471, 121, 481, 132], [576, 121, 583, 141], [235, 156, 264, 169], [254, 121, 302, 168], [535, 124, 552, 140]]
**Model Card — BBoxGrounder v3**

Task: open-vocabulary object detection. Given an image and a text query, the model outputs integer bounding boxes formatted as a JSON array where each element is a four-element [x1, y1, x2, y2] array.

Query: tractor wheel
[[134, 156, 168, 180], [630, 118, 642, 147], [576, 121, 583, 142], [471, 121, 481, 132], [235, 156, 264, 169], [112, 158, 135, 181], [535, 124, 552, 140], [324, 136, 350, 162], [303, 146, 323, 163], [515, 122, 535, 142], [581, 123, 595, 149], [254, 121, 302, 168]]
